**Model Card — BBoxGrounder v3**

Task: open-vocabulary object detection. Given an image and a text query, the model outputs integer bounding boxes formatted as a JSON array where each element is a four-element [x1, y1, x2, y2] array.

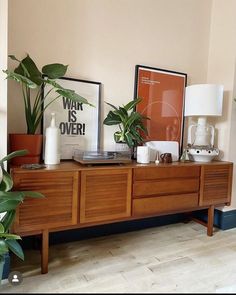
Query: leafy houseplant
[[4, 54, 92, 134], [0, 150, 44, 282], [3, 54, 92, 165], [103, 98, 149, 149]]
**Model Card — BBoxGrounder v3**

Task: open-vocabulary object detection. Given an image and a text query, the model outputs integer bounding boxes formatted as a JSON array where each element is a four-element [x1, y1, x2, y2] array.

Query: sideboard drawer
[[132, 193, 199, 217], [134, 166, 200, 181], [133, 178, 199, 197]]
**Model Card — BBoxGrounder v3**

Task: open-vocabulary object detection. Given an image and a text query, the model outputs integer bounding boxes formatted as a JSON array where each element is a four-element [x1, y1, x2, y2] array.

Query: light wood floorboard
[[1, 221, 236, 293]]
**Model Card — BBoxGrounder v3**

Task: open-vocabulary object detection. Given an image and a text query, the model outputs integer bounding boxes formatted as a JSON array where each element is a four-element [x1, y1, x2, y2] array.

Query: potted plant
[[0, 150, 44, 282], [3, 54, 93, 165], [103, 98, 149, 156]]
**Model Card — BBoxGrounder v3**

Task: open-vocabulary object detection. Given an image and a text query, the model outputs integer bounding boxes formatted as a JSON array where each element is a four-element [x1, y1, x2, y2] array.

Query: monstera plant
[[0, 150, 44, 282], [4, 54, 92, 134]]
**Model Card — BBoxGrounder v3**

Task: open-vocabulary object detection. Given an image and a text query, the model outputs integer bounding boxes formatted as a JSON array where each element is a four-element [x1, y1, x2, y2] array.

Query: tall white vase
[[44, 113, 61, 165]]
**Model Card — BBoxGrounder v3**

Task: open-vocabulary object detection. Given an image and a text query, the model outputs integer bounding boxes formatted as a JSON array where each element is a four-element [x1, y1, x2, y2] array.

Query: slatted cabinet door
[[80, 168, 132, 223], [13, 171, 79, 232], [199, 164, 233, 206]]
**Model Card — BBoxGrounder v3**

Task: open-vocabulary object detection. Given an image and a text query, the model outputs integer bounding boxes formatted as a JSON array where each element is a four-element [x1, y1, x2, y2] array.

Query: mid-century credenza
[[11, 160, 233, 274]]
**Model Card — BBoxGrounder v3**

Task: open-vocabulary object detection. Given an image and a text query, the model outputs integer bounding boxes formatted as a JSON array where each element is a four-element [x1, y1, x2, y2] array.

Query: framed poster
[[134, 65, 187, 151], [43, 77, 101, 159]]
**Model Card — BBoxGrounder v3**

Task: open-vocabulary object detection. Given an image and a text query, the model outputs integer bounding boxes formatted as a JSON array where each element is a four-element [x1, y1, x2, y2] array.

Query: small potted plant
[[3, 54, 93, 165], [0, 150, 44, 283], [103, 98, 149, 156]]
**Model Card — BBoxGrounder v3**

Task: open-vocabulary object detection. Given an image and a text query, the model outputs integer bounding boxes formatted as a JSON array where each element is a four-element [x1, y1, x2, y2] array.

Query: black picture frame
[[43, 77, 101, 159], [134, 64, 187, 154]]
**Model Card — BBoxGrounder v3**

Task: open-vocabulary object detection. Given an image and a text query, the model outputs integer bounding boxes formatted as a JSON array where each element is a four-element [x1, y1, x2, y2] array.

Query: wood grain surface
[[13, 171, 79, 232], [199, 164, 233, 206], [80, 168, 132, 223]]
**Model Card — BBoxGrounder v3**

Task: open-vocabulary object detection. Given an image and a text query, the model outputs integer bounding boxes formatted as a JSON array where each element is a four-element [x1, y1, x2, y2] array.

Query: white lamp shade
[[184, 84, 223, 116]]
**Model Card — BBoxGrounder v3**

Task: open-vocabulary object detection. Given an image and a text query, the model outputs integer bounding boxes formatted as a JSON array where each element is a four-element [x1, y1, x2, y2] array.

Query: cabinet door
[[80, 168, 132, 223], [199, 164, 233, 206], [13, 171, 79, 232]]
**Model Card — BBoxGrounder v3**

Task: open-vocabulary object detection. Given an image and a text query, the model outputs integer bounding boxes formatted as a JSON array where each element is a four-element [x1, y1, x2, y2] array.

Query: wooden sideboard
[[11, 160, 233, 274]]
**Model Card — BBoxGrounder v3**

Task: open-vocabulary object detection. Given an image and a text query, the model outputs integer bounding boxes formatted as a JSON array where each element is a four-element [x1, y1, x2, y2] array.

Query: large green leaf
[[3, 70, 37, 89], [8, 55, 21, 62], [5, 240, 24, 260], [56, 89, 93, 106], [0, 199, 21, 213], [130, 128, 143, 143], [21, 191, 44, 198], [118, 107, 128, 119], [124, 133, 133, 148], [0, 224, 4, 234], [0, 191, 24, 201], [0, 168, 13, 192], [1, 210, 16, 232], [136, 124, 148, 134], [42, 63, 68, 79], [105, 101, 118, 110], [0, 190, 44, 201], [0, 240, 8, 256], [103, 111, 122, 125], [42, 78, 64, 89], [14, 54, 42, 86], [112, 111, 125, 123], [125, 112, 142, 128], [0, 149, 28, 164], [123, 98, 142, 111], [0, 233, 21, 239]]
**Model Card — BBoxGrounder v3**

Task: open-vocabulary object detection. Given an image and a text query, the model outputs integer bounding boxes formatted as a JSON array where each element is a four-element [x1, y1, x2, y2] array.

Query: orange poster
[[134, 65, 187, 149]]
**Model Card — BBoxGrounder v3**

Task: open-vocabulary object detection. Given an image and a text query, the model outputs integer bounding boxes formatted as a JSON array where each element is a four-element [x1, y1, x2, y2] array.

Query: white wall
[[207, 0, 236, 209], [8, 0, 212, 149], [0, 0, 8, 159]]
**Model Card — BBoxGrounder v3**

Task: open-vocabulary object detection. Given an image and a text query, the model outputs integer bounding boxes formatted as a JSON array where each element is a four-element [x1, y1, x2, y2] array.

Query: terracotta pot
[[9, 134, 43, 166]]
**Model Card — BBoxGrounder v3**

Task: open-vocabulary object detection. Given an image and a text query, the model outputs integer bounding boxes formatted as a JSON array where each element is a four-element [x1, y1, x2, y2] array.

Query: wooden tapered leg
[[207, 205, 214, 237], [41, 229, 49, 274]]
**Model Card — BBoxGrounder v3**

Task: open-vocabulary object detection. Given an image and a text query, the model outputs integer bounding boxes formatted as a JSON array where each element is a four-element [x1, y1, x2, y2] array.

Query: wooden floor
[[1, 221, 236, 293]]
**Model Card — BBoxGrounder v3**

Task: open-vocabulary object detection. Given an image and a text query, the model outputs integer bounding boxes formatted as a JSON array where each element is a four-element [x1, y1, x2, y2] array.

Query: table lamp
[[184, 84, 223, 162]]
